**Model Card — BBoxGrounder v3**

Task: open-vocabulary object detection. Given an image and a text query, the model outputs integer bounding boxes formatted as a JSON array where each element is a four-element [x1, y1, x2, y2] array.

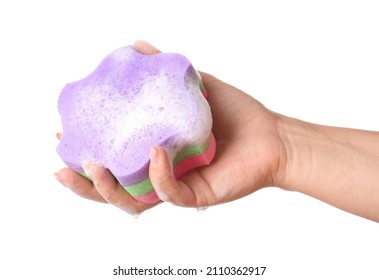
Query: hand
[[54, 41, 287, 214]]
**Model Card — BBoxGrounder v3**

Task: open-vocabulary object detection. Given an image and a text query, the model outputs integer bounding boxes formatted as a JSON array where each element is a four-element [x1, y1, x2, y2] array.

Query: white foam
[[111, 46, 134, 62], [112, 71, 212, 153]]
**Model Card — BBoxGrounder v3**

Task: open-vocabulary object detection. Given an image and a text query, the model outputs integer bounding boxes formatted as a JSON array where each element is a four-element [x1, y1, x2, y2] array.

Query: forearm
[[277, 116, 379, 222]]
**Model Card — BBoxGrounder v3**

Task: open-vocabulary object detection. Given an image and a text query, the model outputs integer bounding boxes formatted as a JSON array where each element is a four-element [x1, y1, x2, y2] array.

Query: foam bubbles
[[114, 71, 210, 165], [111, 46, 134, 62]]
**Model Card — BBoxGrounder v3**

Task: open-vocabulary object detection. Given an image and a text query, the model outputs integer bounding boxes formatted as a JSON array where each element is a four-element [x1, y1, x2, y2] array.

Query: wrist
[[274, 115, 314, 192]]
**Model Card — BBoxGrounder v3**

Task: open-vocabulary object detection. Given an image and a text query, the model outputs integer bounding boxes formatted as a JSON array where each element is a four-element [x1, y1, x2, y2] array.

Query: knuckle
[[157, 174, 176, 191], [122, 201, 145, 216], [101, 189, 117, 204], [153, 174, 180, 202], [94, 182, 117, 204], [71, 184, 90, 198]]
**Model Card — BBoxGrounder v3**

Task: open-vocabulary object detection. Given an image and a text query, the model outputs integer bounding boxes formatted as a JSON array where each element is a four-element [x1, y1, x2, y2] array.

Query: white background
[[1, 1, 378, 279]]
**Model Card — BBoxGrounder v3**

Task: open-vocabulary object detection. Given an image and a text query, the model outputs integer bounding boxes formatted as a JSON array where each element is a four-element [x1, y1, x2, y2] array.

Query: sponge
[[56, 46, 216, 204]]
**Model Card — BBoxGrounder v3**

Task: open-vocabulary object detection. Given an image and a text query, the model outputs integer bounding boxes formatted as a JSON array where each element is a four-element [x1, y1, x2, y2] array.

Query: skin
[[55, 41, 379, 222]]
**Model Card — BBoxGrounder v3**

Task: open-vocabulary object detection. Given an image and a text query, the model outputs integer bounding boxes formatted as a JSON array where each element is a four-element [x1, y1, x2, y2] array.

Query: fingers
[[83, 163, 159, 215], [149, 147, 196, 207], [133, 40, 161, 55], [54, 166, 159, 215], [54, 168, 106, 203]]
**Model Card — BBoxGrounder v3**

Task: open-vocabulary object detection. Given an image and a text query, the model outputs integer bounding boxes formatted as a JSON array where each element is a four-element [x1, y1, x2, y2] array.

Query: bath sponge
[[56, 46, 216, 204]]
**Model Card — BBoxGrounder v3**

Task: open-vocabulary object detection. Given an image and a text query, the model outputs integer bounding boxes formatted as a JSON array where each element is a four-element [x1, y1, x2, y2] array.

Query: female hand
[[54, 41, 287, 215]]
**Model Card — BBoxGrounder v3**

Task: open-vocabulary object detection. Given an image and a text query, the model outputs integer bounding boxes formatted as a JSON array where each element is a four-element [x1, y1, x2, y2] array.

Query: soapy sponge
[[56, 46, 216, 204]]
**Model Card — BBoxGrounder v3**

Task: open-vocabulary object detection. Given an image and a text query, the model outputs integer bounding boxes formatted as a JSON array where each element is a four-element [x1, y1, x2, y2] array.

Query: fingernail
[[54, 172, 67, 187], [150, 147, 160, 166]]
